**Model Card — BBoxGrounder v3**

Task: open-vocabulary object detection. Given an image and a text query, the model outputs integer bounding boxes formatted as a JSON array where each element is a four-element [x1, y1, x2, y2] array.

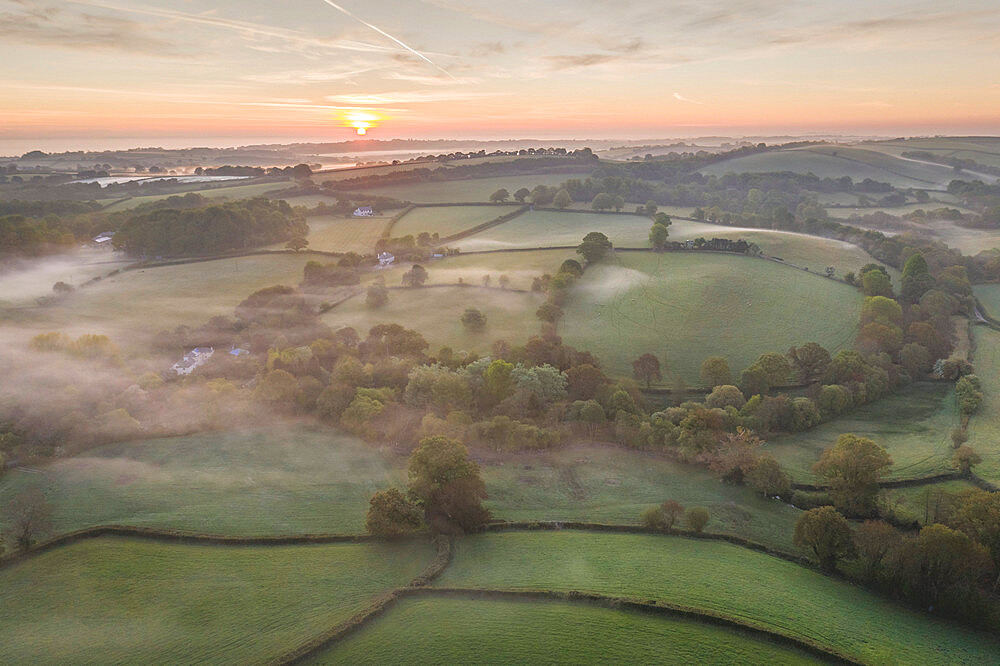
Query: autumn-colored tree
[[407, 436, 490, 533], [365, 488, 424, 536], [813, 434, 892, 516], [631, 353, 662, 388], [794, 506, 853, 570], [700, 356, 731, 387], [853, 520, 901, 580]]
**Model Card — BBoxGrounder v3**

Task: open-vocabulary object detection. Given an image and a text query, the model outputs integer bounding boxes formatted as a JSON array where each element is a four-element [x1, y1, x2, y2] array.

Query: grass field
[[374, 248, 576, 291], [482, 445, 802, 550], [867, 137, 1000, 169], [323, 285, 545, 356], [391, 205, 511, 238], [454, 212, 883, 275], [434, 532, 1000, 664], [965, 325, 1000, 483], [974, 284, 1000, 319], [0, 249, 131, 308], [0, 427, 402, 536], [312, 596, 821, 665], [699, 146, 956, 189], [344, 173, 575, 203], [0, 537, 432, 664], [883, 480, 982, 525], [300, 215, 387, 254], [20, 254, 309, 351], [767, 383, 957, 482], [102, 180, 291, 211], [559, 252, 863, 384]]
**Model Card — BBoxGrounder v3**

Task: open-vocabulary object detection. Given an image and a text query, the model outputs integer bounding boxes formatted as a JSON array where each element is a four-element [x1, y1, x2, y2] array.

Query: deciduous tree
[[813, 434, 892, 516], [794, 506, 853, 570]]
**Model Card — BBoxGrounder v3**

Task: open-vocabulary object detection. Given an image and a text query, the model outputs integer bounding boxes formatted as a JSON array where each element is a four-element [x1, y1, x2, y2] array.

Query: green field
[[0, 536, 432, 664], [102, 180, 291, 211], [975, 284, 1000, 320], [883, 480, 982, 525], [700, 146, 956, 189], [966, 325, 1000, 483], [0, 249, 131, 308], [560, 252, 863, 384], [391, 205, 511, 239], [299, 214, 388, 254], [323, 285, 545, 356], [455, 212, 883, 275], [374, 248, 576, 291], [344, 173, 575, 203], [867, 137, 1000, 169], [434, 531, 1000, 664], [20, 254, 309, 350], [768, 383, 957, 482], [312, 596, 821, 665]]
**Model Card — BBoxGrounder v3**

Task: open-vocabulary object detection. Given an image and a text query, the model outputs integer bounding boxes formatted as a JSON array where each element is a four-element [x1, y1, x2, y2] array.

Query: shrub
[[685, 507, 710, 533]]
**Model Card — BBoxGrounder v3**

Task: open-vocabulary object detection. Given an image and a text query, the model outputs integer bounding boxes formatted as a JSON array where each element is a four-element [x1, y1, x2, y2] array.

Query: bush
[[685, 507, 710, 533]]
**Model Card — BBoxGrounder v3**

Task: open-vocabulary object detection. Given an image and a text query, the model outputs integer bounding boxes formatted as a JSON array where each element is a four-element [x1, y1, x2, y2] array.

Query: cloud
[[383, 72, 481, 86], [325, 90, 505, 105], [0, 1, 180, 55], [242, 66, 391, 85], [544, 53, 619, 71], [673, 92, 706, 105]]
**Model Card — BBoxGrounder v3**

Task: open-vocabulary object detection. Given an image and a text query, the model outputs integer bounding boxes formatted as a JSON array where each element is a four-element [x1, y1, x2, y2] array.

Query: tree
[[685, 507, 710, 533], [461, 308, 487, 332], [576, 231, 613, 263], [861, 269, 893, 297], [649, 222, 670, 250], [700, 356, 731, 387], [52, 281, 74, 294], [513, 187, 530, 203], [745, 455, 791, 497], [591, 193, 614, 211], [705, 385, 745, 409], [661, 500, 684, 529], [853, 520, 900, 579], [5, 487, 53, 551], [401, 264, 428, 287], [644, 200, 658, 216], [901, 252, 935, 303], [632, 353, 662, 388], [899, 342, 931, 378], [955, 375, 983, 415], [902, 523, 992, 606], [787, 343, 831, 384], [498, 274, 510, 289], [285, 235, 309, 252], [612, 195, 625, 211], [754, 352, 792, 386], [407, 436, 490, 533], [254, 369, 299, 406], [553, 189, 572, 209], [366, 277, 389, 309], [706, 426, 763, 484], [536, 302, 564, 324], [951, 490, 1000, 584], [813, 434, 893, 516], [953, 446, 982, 475], [365, 488, 424, 536], [489, 188, 510, 203], [794, 506, 853, 570], [483, 359, 515, 403]]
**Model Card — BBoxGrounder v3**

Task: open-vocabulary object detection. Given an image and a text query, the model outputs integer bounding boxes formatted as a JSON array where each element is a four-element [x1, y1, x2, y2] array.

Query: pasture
[[974, 284, 1000, 320], [434, 531, 1000, 664], [0, 537, 432, 664], [883, 480, 982, 525], [767, 383, 957, 482], [374, 248, 576, 291], [323, 285, 545, 356], [965, 325, 1000, 484], [699, 146, 956, 189], [559, 252, 863, 384], [867, 137, 1000, 169], [313, 596, 820, 665], [390, 204, 511, 239], [0, 427, 401, 536], [342, 173, 575, 203], [101, 180, 291, 212], [298, 215, 387, 254]]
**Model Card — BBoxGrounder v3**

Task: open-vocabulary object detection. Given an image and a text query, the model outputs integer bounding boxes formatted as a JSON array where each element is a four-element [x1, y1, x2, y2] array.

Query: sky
[[2, 0, 1000, 147]]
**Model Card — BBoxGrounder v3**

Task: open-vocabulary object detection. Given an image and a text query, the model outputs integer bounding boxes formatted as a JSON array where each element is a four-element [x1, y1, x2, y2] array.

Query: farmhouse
[[171, 346, 214, 375], [377, 251, 395, 267], [353, 206, 374, 217]]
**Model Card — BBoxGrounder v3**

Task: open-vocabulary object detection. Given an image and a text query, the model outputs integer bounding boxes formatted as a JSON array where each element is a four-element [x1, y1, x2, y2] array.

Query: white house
[[172, 347, 214, 375], [91, 231, 114, 247], [353, 206, 374, 217], [377, 251, 395, 267]]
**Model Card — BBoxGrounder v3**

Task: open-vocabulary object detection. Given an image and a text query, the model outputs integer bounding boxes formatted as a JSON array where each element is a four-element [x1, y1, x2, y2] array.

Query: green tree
[[553, 189, 572, 209], [254, 369, 299, 406], [745, 455, 791, 498], [853, 520, 900, 580], [861, 269, 893, 297], [813, 434, 893, 516], [705, 385, 745, 409], [955, 375, 983, 415], [536, 302, 564, 323], [951, 489, 1000, 583], [513, 187, 531, 203], [612, 195, 625, 211], [366, 277, 389, 308], [794, 506, 853, 570], [644, 200, 658, 216], [365, 488, 424, 536], [489, 188, 510, 203], [685, 507, 710, 533], [952, 445, 982, 475], [285, 235, 309, 252], [483, 359, 515, 403], [591, 193, 614, 211], [787, 343, 831, 384], [631, 353, 662, 388], [576, 231, 613, 263], [460, 308, 487, 332], [401, 264, 428, 287], [407, 436, 490, 533], [653, 212, 672, 227], [649, 222, 669, 250], [899, 342, 931, 378], [901, 252, 935, 303], [754, 352, 792, 386], [700, 356, 731, 387]]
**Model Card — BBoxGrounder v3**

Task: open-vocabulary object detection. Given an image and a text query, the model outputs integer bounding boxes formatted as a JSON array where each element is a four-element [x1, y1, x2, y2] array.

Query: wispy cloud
[[673, 92, 706, 105], [325, 90, 505, 105], [242, 66, 391, 85], [544, 54, 619, 71]]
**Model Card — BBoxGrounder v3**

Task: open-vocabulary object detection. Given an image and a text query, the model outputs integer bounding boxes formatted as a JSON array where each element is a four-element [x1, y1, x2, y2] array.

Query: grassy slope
[[392, 205, 510, 238], [483, 445, 801, 550], [966, 325, 1000, 483], [374, 248, 576, 291], [0, 428, 403, 536], [300, 214, 388, 254], [344, 173, 574, 203], [435, 532, 1000, 664], [323, 286, 545, 356], [867, 137, 1000, 169], [883, 480, 982, 525], [768, 383, 958, 482], [20, 254, 308, 351], [102, 180, 291, 211], [312, 596, 819, 665], [560, 252, 862, 383], [0, 537, 432, 664], [699, 146, 955, 189]]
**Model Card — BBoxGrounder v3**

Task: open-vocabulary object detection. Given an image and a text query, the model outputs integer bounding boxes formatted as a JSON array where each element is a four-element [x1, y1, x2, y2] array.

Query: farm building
[[353, 206, 374, 217], [228, 345, 250, 357], [171, 347, 214, 375], [90, 231, 114, 247], [377, 251, 395, 267]]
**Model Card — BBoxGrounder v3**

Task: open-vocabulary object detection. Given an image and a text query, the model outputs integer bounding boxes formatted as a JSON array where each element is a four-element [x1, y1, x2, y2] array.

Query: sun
[[341, 110, 381, 136]]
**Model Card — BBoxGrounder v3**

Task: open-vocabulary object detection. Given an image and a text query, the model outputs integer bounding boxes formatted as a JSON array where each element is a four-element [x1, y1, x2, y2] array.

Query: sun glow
[[341, 110, 381, 135]]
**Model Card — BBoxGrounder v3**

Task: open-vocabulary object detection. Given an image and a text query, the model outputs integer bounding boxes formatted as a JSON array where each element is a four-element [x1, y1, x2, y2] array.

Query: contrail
[[319, 0, 455, 79]]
